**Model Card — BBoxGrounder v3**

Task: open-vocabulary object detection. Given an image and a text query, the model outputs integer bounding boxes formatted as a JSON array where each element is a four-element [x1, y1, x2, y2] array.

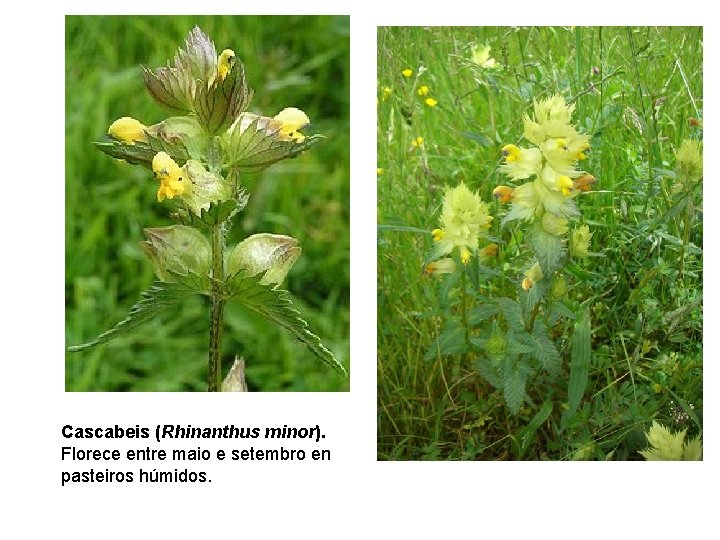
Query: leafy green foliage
[[562, 309, 591, 428], [503, 355, 529, 415], [527, 222, 565, 274], [226, 272, 346, 375], [424, 319, 469, 360], [377, 26, 702, 459], [68, 281, 200, 352]]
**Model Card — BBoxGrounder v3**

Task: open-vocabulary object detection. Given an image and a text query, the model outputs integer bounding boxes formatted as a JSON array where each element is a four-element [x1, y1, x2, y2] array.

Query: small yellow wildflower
[[471, 44, 497, 69], [377, 168, 384, 176], [382, 86, 392, 100], [411, 136, 424, 147], [217, 49, 236, 82], [273, 107, 310, 142], [461, 248, 472, 264], [431, 228, 444, 242], [108, 117, 147, 144], [500, 145, 542, 181], [425, 98, 438, 107], [402, 68, 413, 78], [152, 152, 189, 202], [418, 85, 429, 96]]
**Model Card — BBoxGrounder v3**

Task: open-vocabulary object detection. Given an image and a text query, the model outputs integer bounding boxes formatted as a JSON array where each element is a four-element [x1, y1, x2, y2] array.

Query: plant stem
[[678, 194, 693, 280], [208, 224, 226, 391], [525, 299, 542, 334], [461, 267, 469, 343]]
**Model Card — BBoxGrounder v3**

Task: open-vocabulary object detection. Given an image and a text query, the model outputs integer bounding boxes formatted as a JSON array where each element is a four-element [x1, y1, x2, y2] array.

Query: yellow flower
[[433, 182, 493, 260], [499, 145, 542, 180], [533, 94, 575, 125], [522, 262, 543, 291], [402, 68, 413, 78], [425, 98, 438, 107], [108, 117, 147, 144], [541, 165, 574, 195], [471, 44, 497, 69], [273, 107, 310, 143], [217, 49, 236, 82], [503, 178, 580, 224], [411, 136, 424, 147], [425, 258, 456, 275], [570, 225, 593, 257], [152, 152, 189, 202], [418, 85, 429, 96], [377, 168, 384, 176], [382, 86, 393, 100], [675, 139, 703, 183]]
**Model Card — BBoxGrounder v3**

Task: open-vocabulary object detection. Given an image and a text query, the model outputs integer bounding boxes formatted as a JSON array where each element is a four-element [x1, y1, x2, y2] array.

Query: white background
[[2, 1, 715, 538]]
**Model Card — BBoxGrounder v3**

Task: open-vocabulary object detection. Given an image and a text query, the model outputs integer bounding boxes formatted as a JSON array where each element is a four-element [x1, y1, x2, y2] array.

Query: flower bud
[[424, 258, 456, 275], [549, 275, 567, 300], [492, 185, 515, 203], [522, 262, 543, 290], [141, 225, 211, 281], [541, 212, 569, 236], [570, 225, 593, 257], [226, 234, 301, 285], [108, 117, 148, 144], [675, 139, 703, 184]]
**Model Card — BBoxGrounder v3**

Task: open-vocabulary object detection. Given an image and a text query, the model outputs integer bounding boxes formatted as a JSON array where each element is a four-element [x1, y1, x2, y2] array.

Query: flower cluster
[[98, 26, 319, 287], [426, 182, 495, 274], [493, 94, 594, 286]]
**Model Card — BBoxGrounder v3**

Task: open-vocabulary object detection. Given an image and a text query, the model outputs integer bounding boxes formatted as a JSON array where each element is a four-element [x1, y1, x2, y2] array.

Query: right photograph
[[377, 27, 703, 460]]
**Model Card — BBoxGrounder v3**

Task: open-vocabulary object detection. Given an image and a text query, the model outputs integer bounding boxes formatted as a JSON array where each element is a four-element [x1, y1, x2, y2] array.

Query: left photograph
[[65, 16, 350, 391]]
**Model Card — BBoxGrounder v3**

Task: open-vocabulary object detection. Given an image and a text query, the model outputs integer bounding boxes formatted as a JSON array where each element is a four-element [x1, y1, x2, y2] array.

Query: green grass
[[65, 15, 350, 391], [377, 26, 702, 459]]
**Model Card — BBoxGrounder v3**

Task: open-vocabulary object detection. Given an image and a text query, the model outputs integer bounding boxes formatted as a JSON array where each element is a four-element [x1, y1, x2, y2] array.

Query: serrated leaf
[[226, 272, 346, 375], [469, 304, 499, 326], [507, 333, 533, 355], [67, 281, 199, 352], [562, 309, 591, 428], [517, 399, 554, 458], [530, 322, 562, 375], [424, 320, 468, 360], [503, 355, 528, 415], [528, 222, 566, 274], [199, 199, 238, 225], [497, 297, 525, 330], [475, 356, 503, 389]]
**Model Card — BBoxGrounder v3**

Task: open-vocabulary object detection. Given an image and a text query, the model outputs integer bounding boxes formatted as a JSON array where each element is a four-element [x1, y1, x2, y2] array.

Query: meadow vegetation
[[377, 26, 702, 459]]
